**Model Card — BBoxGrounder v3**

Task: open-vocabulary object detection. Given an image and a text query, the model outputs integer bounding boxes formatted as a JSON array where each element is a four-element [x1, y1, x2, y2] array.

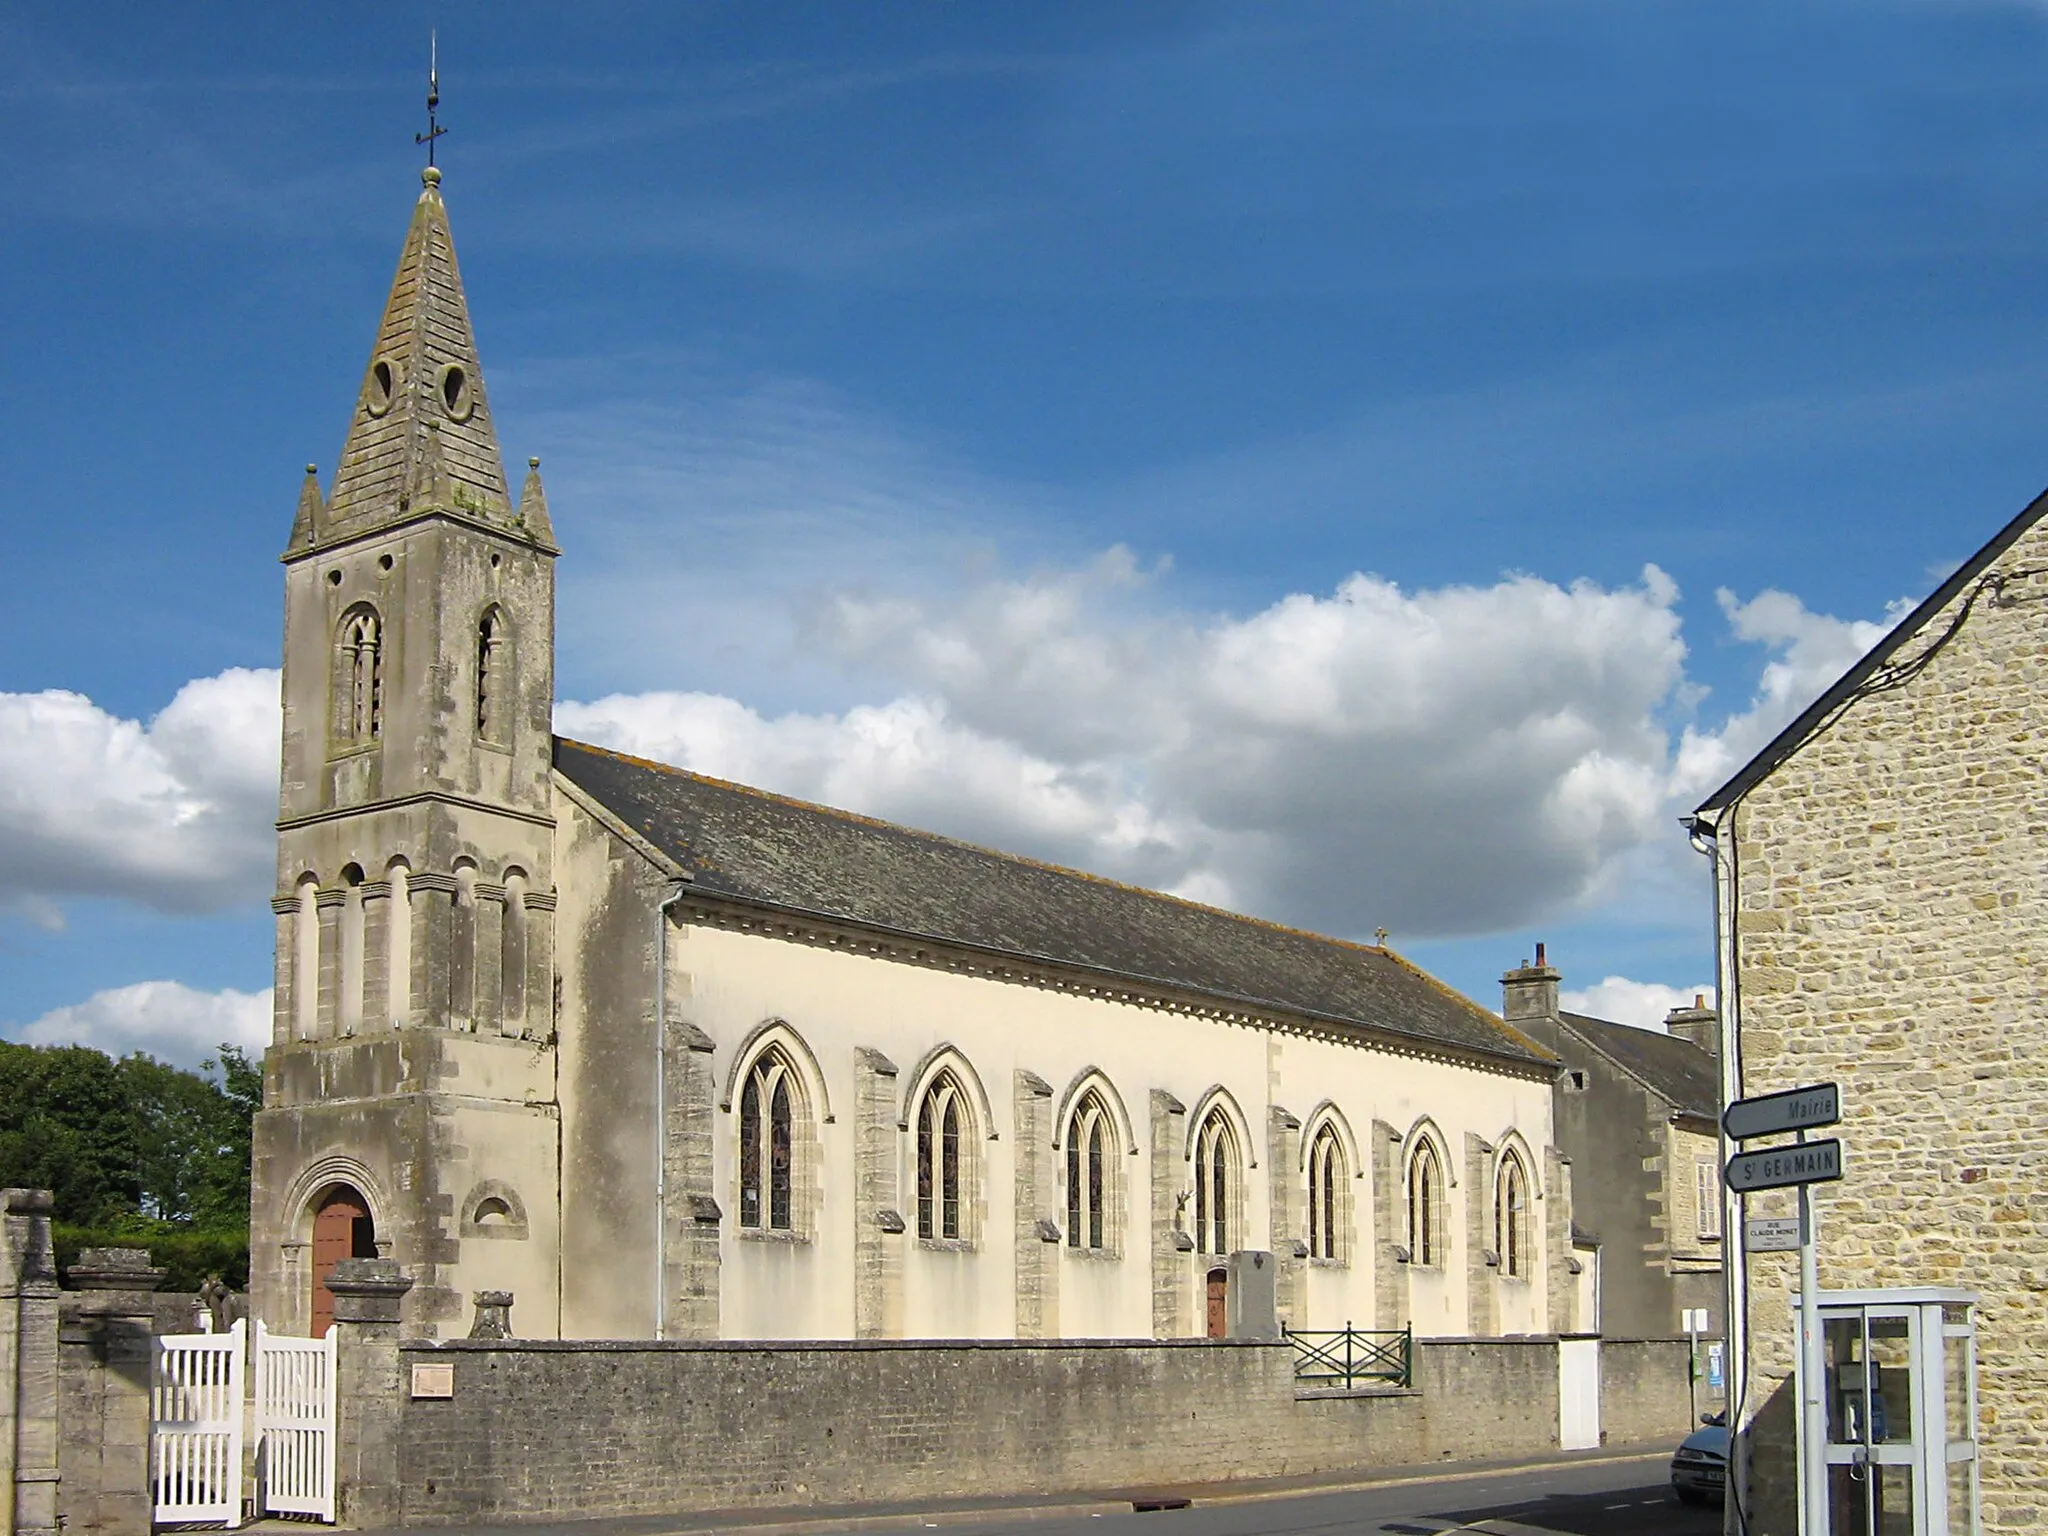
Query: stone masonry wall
[[384, 1334, 1698, 1524], [1726, 532, 2048, 1535]]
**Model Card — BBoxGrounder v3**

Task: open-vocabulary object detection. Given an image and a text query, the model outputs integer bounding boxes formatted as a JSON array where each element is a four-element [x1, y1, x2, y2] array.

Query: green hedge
[[55, 1221, 249, 1293]]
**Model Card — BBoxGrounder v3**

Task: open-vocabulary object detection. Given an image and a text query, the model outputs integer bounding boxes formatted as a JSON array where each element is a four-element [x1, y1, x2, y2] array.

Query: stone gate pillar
[[327, 1259, 414, 1527], [56, 1249, 164, 1536], [2, 1189, 61, 1536]]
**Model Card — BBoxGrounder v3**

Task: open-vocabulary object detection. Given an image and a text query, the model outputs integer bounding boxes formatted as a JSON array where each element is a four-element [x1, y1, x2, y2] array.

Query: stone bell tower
[[250, 166, 564, 1338]]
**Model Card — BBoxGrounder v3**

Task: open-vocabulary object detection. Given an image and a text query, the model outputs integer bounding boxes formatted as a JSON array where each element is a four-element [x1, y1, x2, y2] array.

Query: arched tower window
[[1065, 1091, 1113, 1251], [1496, 1150, 1531, 1279], [738, 1048, 800, 1232], [1193, 1110, 1239, 1256], [476, 606, 510, 742], [334, 605, 383, 746], [916, 1070, 969, 1240], [1407, 1139, 1443, 1267], [1308, 1124, 1347, 1261]]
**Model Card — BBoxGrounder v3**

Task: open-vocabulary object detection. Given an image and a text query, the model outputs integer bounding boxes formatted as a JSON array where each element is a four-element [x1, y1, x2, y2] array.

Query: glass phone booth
[[1793, 1288, 1979, 1536]]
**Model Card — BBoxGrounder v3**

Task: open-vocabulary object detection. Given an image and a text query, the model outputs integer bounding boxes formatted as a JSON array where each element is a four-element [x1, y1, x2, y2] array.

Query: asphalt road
[[925, 1455, 1714, 1536]]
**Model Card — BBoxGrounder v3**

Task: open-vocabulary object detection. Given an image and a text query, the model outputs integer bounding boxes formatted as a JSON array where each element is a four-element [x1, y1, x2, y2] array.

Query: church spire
[[320, 166, 519, 543]]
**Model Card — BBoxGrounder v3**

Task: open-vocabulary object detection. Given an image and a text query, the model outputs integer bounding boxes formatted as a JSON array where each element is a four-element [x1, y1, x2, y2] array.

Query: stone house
[[1688, 484, 2048, 1534], [249, 166, 1590, 1347], [1500, 947, 1722, 1340]]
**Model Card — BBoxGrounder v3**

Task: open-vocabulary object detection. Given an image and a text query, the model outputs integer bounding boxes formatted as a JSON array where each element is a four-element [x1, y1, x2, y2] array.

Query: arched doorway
[[1205, 1267, 1229, 1339], [309, 1185, 378, 1337]]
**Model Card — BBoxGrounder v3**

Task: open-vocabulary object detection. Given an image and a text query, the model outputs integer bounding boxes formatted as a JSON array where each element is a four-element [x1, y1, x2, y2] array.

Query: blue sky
[[5, 2, 2047, 1062]]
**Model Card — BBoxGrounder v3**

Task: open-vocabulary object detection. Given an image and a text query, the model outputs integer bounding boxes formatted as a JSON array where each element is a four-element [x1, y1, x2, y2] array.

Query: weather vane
[[415, 32, 447, 168]]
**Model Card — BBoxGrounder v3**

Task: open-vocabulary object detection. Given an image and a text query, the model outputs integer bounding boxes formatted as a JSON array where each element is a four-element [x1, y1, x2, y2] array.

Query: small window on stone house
[[917, 1071, 970, 1240], [1065, 1091, 1114, 1252], [1696, 1157, 1721, 1240], [1307, 1124, 1346, 1261], [333, 604, 383, 746]]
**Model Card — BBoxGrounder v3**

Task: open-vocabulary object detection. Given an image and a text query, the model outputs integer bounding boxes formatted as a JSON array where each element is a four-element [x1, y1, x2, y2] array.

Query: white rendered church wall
[[681, 920, 1556, 1342]]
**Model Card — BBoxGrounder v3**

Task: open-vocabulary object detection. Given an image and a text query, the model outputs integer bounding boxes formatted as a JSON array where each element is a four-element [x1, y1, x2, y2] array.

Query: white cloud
[[567, 557, 1692, 936], [6, 980, 271, 1069], [0, 668, 280, 917], [1561, 976, 1716, 1032], [1668, 588, 1899, 805]]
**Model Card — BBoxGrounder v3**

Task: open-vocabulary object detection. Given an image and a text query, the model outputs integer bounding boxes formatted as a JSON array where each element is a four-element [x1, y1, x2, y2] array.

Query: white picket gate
[[254, 1321, 338, 1520], [152, 1318, 246, 1527]]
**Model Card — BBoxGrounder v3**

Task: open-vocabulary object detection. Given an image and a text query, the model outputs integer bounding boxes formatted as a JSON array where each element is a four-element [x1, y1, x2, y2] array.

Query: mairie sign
[[1723, 1082, 1840, 1141], [1725, 1138, 1843, 1194]]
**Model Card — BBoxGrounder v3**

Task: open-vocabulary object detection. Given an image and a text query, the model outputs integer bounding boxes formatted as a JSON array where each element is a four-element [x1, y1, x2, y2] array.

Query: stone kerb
[[55, 1248, 163, 1536], [3, 1190, 61, 1536]]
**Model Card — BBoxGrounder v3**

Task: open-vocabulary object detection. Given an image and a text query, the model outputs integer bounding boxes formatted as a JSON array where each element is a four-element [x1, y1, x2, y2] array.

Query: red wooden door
[[310, 1187, 374, 1337], [1205, 1269, 1228, 1339]]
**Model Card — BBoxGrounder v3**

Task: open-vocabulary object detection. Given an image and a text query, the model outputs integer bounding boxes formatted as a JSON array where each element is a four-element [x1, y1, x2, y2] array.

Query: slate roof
[[1558, 1011, 1719, 1121], [554, 738, 1554, 1073]]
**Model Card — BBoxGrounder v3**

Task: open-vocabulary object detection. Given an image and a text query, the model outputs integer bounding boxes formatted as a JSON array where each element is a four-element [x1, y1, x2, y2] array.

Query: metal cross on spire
[[415, 32, 447, 168]]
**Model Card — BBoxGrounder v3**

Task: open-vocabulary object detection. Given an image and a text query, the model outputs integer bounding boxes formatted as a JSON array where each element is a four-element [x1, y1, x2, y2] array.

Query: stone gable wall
[[1726, 532, 2048, 1535]]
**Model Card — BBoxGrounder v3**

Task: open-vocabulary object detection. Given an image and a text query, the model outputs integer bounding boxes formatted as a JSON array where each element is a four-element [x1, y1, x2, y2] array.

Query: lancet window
[[738, 1049, 797, 1232], [916, 1071, 969, 1240], [334, 605, 383, 745], [476, 606, 508, 742], [1496, 1150, 1531, 1279], [1065, 1091, 1113, 1251], [1407, 1139, 1442, 1267], [1193, 1110, 1238, 1256], [1307, 1124, 1346, 1261]]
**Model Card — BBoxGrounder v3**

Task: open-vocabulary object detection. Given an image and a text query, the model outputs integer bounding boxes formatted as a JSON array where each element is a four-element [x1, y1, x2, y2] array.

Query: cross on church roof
[[415, 33, 447, 168]]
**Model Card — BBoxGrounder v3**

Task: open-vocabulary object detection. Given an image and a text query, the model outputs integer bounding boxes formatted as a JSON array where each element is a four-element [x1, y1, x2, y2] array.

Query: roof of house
[[1694, 479, 2048, 817], [1558, 1010, 1718, 1121], [554, 738, 1555, 1072]]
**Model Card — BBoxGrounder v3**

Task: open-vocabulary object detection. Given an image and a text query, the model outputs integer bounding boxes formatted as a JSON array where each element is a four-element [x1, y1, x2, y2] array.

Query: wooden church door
[[1206, 1268, 1228, 1339], [310, 1187, 377, 1337]]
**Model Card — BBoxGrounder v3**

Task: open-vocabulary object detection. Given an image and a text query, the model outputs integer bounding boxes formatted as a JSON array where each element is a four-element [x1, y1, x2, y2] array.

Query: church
[[249, 166, 1581, 1347]]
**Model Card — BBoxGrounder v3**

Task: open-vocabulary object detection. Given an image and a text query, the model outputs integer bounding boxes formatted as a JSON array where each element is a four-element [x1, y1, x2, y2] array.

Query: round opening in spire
[[366, 359, 397, 417], [439, 363, 473, 422]]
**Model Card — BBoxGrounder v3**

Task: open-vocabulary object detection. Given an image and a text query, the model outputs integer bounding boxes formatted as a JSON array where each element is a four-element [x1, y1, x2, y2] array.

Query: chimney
[[1664, 993, 1719, 1057], [1501, 941, 1561, 1026]]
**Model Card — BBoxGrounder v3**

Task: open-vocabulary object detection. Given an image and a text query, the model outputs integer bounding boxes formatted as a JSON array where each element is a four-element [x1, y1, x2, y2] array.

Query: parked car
[[1671, 1412, 1728, 1505]]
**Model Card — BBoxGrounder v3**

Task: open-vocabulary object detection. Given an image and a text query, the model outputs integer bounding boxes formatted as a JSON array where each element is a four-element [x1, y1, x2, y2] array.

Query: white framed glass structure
[[1792, 1286, 1978, 1536]]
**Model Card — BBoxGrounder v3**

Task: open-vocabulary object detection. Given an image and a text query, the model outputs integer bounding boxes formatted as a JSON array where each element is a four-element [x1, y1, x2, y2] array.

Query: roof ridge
[[554, 735, 1438, 966]]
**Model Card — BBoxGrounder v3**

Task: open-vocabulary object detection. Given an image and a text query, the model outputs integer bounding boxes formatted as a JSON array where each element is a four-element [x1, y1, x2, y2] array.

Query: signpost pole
[[1797, 1130, 1824, 1536]]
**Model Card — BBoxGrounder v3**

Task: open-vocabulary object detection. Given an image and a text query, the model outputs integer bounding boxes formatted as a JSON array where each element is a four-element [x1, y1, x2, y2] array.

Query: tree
[[0, 1038, 255, 1289]]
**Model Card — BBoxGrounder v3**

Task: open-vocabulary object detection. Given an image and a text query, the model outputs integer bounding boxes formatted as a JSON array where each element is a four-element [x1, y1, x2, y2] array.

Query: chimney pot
[[1535, 942, 1547, 967]]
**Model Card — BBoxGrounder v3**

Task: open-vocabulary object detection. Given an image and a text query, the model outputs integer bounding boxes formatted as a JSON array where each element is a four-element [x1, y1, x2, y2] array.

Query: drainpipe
[[653, 876, 691, 1339], [1689, 810, 1747, 1529]]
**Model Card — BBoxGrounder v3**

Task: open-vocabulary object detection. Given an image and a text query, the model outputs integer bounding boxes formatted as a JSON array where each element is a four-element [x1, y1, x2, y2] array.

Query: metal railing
[[1285, 1322, 1412, 1389]]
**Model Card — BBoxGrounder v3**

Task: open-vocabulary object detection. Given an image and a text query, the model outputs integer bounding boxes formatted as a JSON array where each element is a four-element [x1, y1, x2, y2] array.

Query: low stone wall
[[1600, 1337, 1719, 1439], [376, 1333, 1697, 1525]]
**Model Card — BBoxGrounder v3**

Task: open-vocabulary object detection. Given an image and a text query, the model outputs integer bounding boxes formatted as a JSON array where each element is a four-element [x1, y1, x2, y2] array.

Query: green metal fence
[[1285, 1323, 1412, 1389]]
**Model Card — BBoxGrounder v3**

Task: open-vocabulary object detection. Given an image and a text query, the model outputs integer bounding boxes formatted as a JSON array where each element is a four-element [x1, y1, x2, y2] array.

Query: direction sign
[[1746, 1215, 1802, 1253], [1726, 1138, 1843, 1194], [1723, 1082, 1840, 1141]]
